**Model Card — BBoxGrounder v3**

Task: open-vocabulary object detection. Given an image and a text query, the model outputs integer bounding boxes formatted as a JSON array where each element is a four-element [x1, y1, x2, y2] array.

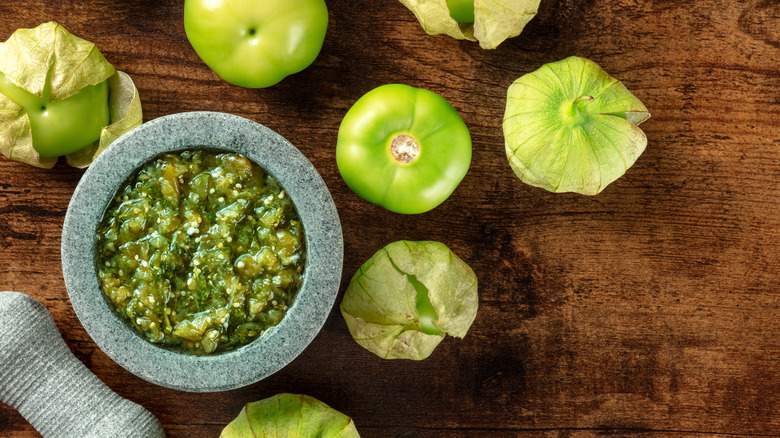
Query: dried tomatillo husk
[[220, 394, 360, 438], [0, 22, 142, 168], [399, 0, 540, 49], [340, 241, 478, 360], [503, 56, 650, 195]]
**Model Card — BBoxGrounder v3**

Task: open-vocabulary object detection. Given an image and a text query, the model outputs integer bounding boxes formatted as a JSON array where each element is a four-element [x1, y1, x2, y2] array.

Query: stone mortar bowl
[[61, 112, 343, 392]]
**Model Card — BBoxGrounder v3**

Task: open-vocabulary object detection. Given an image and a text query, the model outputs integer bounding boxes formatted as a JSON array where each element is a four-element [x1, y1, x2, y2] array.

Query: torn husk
[[340, 241, 478, 360], [0, 22, 142, 168], [399, 0, 541, 49]]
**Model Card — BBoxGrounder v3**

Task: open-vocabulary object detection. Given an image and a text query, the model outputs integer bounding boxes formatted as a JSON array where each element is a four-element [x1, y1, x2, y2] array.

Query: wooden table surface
[[1, 0, 779, 436]]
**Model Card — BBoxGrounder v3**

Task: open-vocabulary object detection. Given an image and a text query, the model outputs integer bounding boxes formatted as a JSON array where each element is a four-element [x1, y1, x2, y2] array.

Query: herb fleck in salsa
[[97, 150, 305, 354]]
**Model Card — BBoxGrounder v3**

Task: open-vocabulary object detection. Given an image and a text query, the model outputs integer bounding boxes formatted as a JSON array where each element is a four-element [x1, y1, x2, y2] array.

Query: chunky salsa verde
[[97, 150, 305, 354]]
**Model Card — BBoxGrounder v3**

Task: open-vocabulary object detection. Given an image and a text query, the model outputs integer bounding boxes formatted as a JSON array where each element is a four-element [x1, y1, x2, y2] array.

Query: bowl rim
[[61, 111, 343, 392]]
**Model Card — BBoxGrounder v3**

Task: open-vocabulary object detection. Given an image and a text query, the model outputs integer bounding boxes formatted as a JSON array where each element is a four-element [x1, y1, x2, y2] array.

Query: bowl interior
[[62, 112, 343, 392]]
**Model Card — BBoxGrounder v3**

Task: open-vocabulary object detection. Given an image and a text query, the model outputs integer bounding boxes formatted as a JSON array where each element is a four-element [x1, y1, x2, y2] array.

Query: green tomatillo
[[336, 84, 471, 215], [447, 0, 475, 23], [221, 394, 360, 437], [184, 0, 329, 88], [503, 56, 651, 195], [340, 241, 479, 360], [400, 0, 540, 49], [0, 73, 109, 158], [0, 22, 143, 168]]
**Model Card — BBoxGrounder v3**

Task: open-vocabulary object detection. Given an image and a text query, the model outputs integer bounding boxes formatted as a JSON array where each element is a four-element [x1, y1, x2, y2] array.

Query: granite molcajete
[[61, 112, 343, 392]]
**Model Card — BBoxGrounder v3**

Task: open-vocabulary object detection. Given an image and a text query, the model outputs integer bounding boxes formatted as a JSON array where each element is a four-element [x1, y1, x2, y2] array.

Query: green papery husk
[[0, 22, 142, 168], [0, 97, 47, 167], [220, 394, 360, 438], [399, 0, 541, 49], [0, 22, 115, 102], [503, 56, 650, 195], [340, 241, 478, 360]]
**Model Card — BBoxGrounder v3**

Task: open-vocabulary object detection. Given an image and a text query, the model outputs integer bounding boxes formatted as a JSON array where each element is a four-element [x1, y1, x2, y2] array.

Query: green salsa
[[97, 150, 305, 354]]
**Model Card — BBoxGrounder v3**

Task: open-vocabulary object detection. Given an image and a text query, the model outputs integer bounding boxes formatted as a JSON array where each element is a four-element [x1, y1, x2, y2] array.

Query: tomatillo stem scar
[[390, 134, 420, 164]]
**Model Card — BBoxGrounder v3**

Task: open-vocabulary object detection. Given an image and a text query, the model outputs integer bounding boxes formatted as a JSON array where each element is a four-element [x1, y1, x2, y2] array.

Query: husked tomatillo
[[337, 84, 471, 214]]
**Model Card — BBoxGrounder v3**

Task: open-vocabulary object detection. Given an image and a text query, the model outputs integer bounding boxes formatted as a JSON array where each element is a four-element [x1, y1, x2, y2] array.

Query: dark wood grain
[[1, 0, 779, 436]]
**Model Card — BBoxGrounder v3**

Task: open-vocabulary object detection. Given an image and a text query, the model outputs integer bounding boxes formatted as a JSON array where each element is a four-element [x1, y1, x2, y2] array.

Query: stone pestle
[[0, 291, 165, 438]]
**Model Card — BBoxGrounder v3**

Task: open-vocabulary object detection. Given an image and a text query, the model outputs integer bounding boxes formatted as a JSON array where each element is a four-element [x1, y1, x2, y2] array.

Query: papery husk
[[399, 0, 541, 49], [340, 241, 478, 360], [503, 56, 651, 195], [220, 394, 360, 438], [0, 22, 142, 168]]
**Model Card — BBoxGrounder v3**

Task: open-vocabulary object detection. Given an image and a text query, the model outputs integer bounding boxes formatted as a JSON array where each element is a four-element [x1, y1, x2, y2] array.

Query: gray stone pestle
[[0, 291, 165, 438]]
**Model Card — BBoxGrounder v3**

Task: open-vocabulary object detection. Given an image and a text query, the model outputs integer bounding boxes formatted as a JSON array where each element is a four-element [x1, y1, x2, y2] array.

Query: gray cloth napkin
[[0, 291, 165, 438]]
